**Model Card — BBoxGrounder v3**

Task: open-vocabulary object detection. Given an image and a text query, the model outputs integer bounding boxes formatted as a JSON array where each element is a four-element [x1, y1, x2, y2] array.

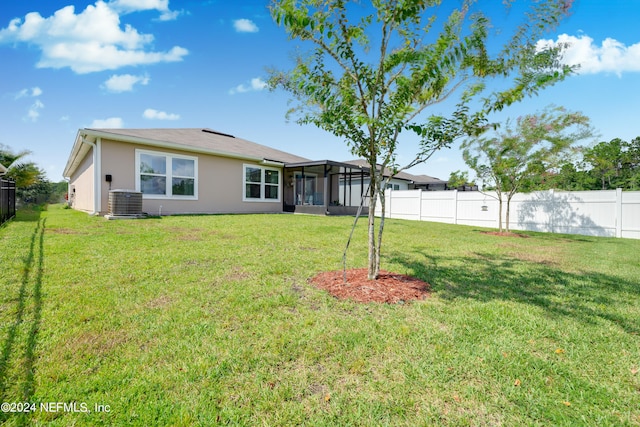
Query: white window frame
[[243, 164, 281, 202], [135, 149, 198, 200]]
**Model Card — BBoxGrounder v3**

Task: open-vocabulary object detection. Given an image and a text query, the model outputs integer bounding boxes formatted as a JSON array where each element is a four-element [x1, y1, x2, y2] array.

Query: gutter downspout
[[96, 137, 102, 214], [81, 135, 101, 215]]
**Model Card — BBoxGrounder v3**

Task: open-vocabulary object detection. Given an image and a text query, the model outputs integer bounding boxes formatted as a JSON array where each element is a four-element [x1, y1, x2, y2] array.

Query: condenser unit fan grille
[[108, 190, 143, 216]]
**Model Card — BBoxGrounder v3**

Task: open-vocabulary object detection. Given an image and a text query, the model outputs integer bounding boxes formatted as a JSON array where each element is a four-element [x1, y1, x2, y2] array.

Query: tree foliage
[[524, 137, 640, 191], [269, 0, 575, 279], [582, 138, 640, 190], [461, 106, 592, 232], [448, 170, 474, 189], [0, 144, 41, 188], [0, 144, 60, 205]]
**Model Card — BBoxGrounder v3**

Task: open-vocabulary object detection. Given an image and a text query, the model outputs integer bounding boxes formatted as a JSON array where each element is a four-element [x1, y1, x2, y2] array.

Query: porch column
[[301, 166, 305, 205], [323, 165, 330, 211], [343, 170, 347, 207]]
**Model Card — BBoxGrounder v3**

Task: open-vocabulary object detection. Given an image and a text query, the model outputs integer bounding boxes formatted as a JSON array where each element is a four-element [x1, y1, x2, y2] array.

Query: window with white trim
[[243, 165, 280, 202], [136, 150, 197, 199]]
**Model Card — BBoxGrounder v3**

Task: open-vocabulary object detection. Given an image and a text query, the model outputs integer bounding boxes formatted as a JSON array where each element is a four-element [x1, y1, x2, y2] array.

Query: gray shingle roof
[[341, 159, 446, 184], [87, 128, 310, 164]]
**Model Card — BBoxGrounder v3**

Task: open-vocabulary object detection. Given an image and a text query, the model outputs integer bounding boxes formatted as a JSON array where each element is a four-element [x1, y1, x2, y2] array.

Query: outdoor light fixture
[[481, 205, 488, 211]]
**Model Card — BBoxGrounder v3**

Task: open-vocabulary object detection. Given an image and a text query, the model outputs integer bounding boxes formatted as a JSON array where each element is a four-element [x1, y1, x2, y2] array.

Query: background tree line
[[453, 134, 640, 192], [541, 137, 640, 191], [1, 144, 67, 206]]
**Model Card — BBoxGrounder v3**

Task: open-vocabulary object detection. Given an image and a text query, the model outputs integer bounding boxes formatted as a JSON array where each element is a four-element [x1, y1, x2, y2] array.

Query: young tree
[[462, 106, 592, 232], [269, 0, 575, 279]]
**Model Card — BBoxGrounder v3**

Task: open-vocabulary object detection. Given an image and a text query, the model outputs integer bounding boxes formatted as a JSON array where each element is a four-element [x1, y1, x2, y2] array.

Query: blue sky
[[1, 0, 639, 182]]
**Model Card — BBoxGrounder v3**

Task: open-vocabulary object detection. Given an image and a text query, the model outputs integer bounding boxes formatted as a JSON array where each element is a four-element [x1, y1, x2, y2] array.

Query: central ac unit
[[108, 190, 143, 217]]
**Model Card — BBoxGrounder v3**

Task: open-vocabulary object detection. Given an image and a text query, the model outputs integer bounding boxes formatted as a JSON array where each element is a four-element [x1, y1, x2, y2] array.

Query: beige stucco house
[[63, 127, 449, 217], [64, 128, 313, 216]]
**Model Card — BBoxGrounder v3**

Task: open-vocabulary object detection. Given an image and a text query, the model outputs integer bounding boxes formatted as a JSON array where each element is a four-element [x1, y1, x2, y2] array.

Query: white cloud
[[0, 1, 188, 74], [103, 73, 150, 92], [537, 34, 640, 75], [143, 108, 180, 120], [15, 86, 42, 99], [108, 0, 183, 21], [233, 18, 258, 33], [25, 99, 45, 122], [89, 117, 124, 128], [229, 77, 267, 95]]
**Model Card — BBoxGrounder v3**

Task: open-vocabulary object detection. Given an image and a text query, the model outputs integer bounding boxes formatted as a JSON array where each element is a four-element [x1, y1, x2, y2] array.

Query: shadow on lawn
[[389, 249, 639, 335], [0, 213, 45, 425]]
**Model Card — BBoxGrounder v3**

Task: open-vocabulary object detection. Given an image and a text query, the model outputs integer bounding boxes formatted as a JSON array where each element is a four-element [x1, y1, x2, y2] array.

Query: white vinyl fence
[[375, 189, 640, 239]]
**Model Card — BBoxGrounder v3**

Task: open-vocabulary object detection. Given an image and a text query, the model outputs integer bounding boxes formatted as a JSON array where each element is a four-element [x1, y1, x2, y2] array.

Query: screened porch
[[282, 160, 371, 215]]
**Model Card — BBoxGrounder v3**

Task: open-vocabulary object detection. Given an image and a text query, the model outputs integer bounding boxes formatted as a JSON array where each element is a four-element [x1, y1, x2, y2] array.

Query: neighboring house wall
[[411, 182, 447, 191], [339, 177, 409, 206], [99, 139, 283, 215], [69, 148, 95, 213]]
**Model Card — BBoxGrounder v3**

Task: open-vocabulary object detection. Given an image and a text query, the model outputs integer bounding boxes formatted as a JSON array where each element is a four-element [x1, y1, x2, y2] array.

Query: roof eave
[[63, 130, 91, 178], [64, 128, 288, 178]]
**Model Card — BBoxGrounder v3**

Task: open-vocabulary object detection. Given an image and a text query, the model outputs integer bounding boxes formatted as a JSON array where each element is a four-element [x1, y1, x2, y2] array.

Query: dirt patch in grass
[[47, 228, 84, 235], [510, 251, 560, 266], [480, 231, 529, 238], [145, 295, 173, 309], [67, 330, 129, 355], [310, 268, 431, 304]]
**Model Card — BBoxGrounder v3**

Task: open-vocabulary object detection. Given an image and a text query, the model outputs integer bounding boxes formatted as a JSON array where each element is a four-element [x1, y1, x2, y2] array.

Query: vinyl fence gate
[[0, 178, 16, 225]]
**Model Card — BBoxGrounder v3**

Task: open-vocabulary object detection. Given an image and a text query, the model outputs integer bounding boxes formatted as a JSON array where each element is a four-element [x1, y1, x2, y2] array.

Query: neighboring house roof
[[64, 128, 310, 178], [341, 159, 447, 184], [0, 163, 6, 175], [410, 174, 448, 186]]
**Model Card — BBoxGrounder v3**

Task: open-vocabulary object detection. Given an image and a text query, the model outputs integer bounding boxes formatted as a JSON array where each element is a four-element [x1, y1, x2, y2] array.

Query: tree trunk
[[367, 171, 379, 280], [505, 195, 512, 233], [374, 186, 386, 279], [498, 197, 504, 233]]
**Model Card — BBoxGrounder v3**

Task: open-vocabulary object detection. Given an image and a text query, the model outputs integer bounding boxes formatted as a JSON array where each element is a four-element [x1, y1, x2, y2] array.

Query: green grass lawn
[[1, 205, 639, 426]]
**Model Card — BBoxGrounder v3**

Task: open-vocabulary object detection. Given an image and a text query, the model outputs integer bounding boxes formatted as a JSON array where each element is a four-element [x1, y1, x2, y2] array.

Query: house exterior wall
[[98, 139, 283, 215], [69, 147, 95, 213]]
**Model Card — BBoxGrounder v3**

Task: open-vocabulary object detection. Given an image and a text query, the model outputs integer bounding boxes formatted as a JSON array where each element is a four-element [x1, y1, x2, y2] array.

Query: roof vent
[[202, 128, 235, 138]]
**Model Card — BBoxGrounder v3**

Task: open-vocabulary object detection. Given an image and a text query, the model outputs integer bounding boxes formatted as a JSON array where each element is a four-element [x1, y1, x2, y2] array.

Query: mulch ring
[[309, 268, 431, 304]]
